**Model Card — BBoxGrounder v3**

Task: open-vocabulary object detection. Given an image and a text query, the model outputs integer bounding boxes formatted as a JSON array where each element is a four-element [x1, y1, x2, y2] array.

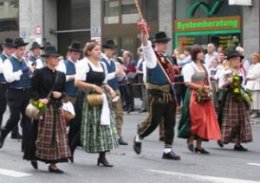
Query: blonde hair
[[251, 52, 260, 63], [83, 41, 99, 57]]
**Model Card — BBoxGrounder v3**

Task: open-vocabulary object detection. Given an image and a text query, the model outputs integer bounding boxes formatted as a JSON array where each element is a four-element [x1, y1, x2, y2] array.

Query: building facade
[[1, 0, 258, 58]]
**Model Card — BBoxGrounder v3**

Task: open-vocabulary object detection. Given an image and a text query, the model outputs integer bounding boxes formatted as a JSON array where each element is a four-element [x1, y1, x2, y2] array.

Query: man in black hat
[[0, 38, 22, 139], [0, 37, 31, 149], [57, 41, 81, 162], [133, 20, 180, 160], [101, 39, 128, 145], [27, 41, 44, 69]]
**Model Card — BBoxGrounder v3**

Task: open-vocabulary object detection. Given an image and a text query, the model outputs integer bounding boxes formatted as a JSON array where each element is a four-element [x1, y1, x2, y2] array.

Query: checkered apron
[[221, 92, 253, 144], [36, 104, 71, 161]]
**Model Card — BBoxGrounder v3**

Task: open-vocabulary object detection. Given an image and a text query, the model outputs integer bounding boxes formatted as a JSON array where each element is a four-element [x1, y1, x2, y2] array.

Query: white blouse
[[182, 62, 210, 83], [75, 57, 106, 82], [218, 68, 246, 89], [246, 63, 260, 90]]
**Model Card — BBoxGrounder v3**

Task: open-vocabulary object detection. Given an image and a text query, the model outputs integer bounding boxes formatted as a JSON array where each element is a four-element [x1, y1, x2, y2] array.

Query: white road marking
[[248, 163, 260, 167], [0, 168, 31, 178], [146, 169, 259, 183]]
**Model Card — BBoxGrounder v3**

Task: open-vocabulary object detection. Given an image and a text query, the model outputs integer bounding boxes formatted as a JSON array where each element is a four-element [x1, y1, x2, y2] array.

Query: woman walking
[[75, 41, 118, 167], [218, 50, 253, 151], [24, 45, 70, 173], [246, 53, 260, 118], [178, 45, 221, 154]]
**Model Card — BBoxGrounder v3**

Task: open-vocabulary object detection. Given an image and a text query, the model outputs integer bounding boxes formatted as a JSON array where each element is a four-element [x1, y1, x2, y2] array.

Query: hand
[[226, 77, 233, 84], [52, 91, 62, 99], [116, 68, 124, 76], [110, 89, 117, 98], [136, 19, 149, 34], [92, 84, 103, 94], [21, 65, 30, 73], [68, 75, 75, 81], [39, 98, 49, 105]]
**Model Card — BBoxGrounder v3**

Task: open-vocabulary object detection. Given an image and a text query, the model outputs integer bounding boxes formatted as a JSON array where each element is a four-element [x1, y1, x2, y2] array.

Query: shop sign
[[175, 16, 240, 33]]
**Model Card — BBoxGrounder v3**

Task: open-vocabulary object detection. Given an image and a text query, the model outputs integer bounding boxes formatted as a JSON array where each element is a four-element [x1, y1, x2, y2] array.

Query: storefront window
[[0, 1, 19, 41], [104, 0, 120, 24], [121, 0, 138, 24]]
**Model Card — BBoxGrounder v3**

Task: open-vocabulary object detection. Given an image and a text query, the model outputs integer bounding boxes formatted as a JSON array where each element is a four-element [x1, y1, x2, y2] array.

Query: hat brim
[[41, 53, 60, 57], [30, 46, 44, 50], [3, 44, 14, 48], [102, 45, 118, 49], [67, 47, 82, 52], [227, 55, 244, 60], [152, 38, 171, 43], [14, 43, 29, 48]]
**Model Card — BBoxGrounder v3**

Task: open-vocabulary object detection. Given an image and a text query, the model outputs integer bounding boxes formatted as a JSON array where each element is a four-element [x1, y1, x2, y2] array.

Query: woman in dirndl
[[25, 45, 70, 173], [178, 45, 221, 154], [218, 50, 253, 151], [75, 41, 118, 167]]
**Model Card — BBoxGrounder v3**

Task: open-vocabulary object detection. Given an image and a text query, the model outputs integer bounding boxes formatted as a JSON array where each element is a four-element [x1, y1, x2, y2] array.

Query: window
[[103, 0, 120, 24], [0, 1, 19, 41], [121, 0, 138, 24]]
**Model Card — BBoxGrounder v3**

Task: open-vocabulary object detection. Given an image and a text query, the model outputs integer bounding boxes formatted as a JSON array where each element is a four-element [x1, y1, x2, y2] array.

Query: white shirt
[[246, 63, 260, 90], [75, 57, 107, 83], [182, 62, 210, 83], [218, 69, 245, 89], [0, 52, 9, 74], [101, 54, 119, 81], [57, 58, 77, 82], [205, 52, 219, 68], [142, 41, 157, 69], [3, 55, 26, 83]]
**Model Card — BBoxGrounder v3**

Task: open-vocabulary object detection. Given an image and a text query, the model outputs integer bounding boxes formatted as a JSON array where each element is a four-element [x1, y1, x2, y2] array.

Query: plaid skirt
[[221, 92, 253, 144], [81, 96, 118, 153], [36, 104, 71, 162]]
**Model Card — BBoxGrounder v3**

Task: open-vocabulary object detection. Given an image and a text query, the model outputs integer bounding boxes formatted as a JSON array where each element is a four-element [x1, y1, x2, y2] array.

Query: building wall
[[243, 0, 260, 57], [159, 0, 173, 53]]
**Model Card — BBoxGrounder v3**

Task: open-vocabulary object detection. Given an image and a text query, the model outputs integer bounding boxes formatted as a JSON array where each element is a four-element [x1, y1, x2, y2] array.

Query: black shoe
[[195, 147, 210, 154], [118, 137, 128, 145], [133, 136, 142, 155], [48, 166, 64, 174], [139, 109, 147, 113], [0, 129, 8, 149], [97, 158, 113, 167], [162, 151, 181, 160], [31, 161, 38, 170], [127, 108, 135, 114], [234, 145, 248, 151], [217, 140, 224, 148], [187, 144, 194, 152], [159, 137, 165, 142], [11, 133, 22, 140]]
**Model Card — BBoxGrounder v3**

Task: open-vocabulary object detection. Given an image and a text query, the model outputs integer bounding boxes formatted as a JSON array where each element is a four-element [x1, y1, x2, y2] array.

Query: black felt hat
[[227, 50, 244, 60], [68, 41, 82, 52], [41, 45, 60, 57], [2, 38, 14, 48], [102, 39, 117, 49], [152, 32, 171, 43], [13, 37, 28, 48], [30, 41, 44, 50]]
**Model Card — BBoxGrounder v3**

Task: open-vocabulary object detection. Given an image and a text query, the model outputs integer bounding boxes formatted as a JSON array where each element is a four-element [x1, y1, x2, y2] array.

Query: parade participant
[[218, 50, 253, 151], [57, 41, 82, 162], [101, 39, 128, 146], [26, 45, 70, 173], [133, 20, 181, 160], [178, 45, 221, 154], [27, 41, 44, 69], [75, 41, 118, 167], [246, 53, 260, 118], [0, 38, 31, 149], [0, 38, 22, 139]]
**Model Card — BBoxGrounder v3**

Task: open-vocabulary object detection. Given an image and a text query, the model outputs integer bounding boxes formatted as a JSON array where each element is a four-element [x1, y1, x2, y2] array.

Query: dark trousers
[[126, 83, 134, 110], [0, 84, 19, 136], [138, 90, 176, 148], [0, 84, 7, 127], [2, 89, 31, 148]]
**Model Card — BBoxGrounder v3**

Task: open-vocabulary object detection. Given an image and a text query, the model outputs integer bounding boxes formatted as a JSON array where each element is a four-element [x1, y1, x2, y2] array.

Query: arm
[[0, 58, 3, 73], [177, 56, 192, 67], [3, 59, 23, 83]]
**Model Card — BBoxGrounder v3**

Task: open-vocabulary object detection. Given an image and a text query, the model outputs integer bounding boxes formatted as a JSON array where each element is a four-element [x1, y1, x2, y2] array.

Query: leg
[[159, 119, 165, 141], [0, 84, 7, 127], [98, 152, 113, 167]]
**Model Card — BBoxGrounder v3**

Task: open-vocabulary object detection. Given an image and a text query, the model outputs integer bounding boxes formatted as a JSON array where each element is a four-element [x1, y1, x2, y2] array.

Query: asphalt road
[[0, 110, 260, 183]]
